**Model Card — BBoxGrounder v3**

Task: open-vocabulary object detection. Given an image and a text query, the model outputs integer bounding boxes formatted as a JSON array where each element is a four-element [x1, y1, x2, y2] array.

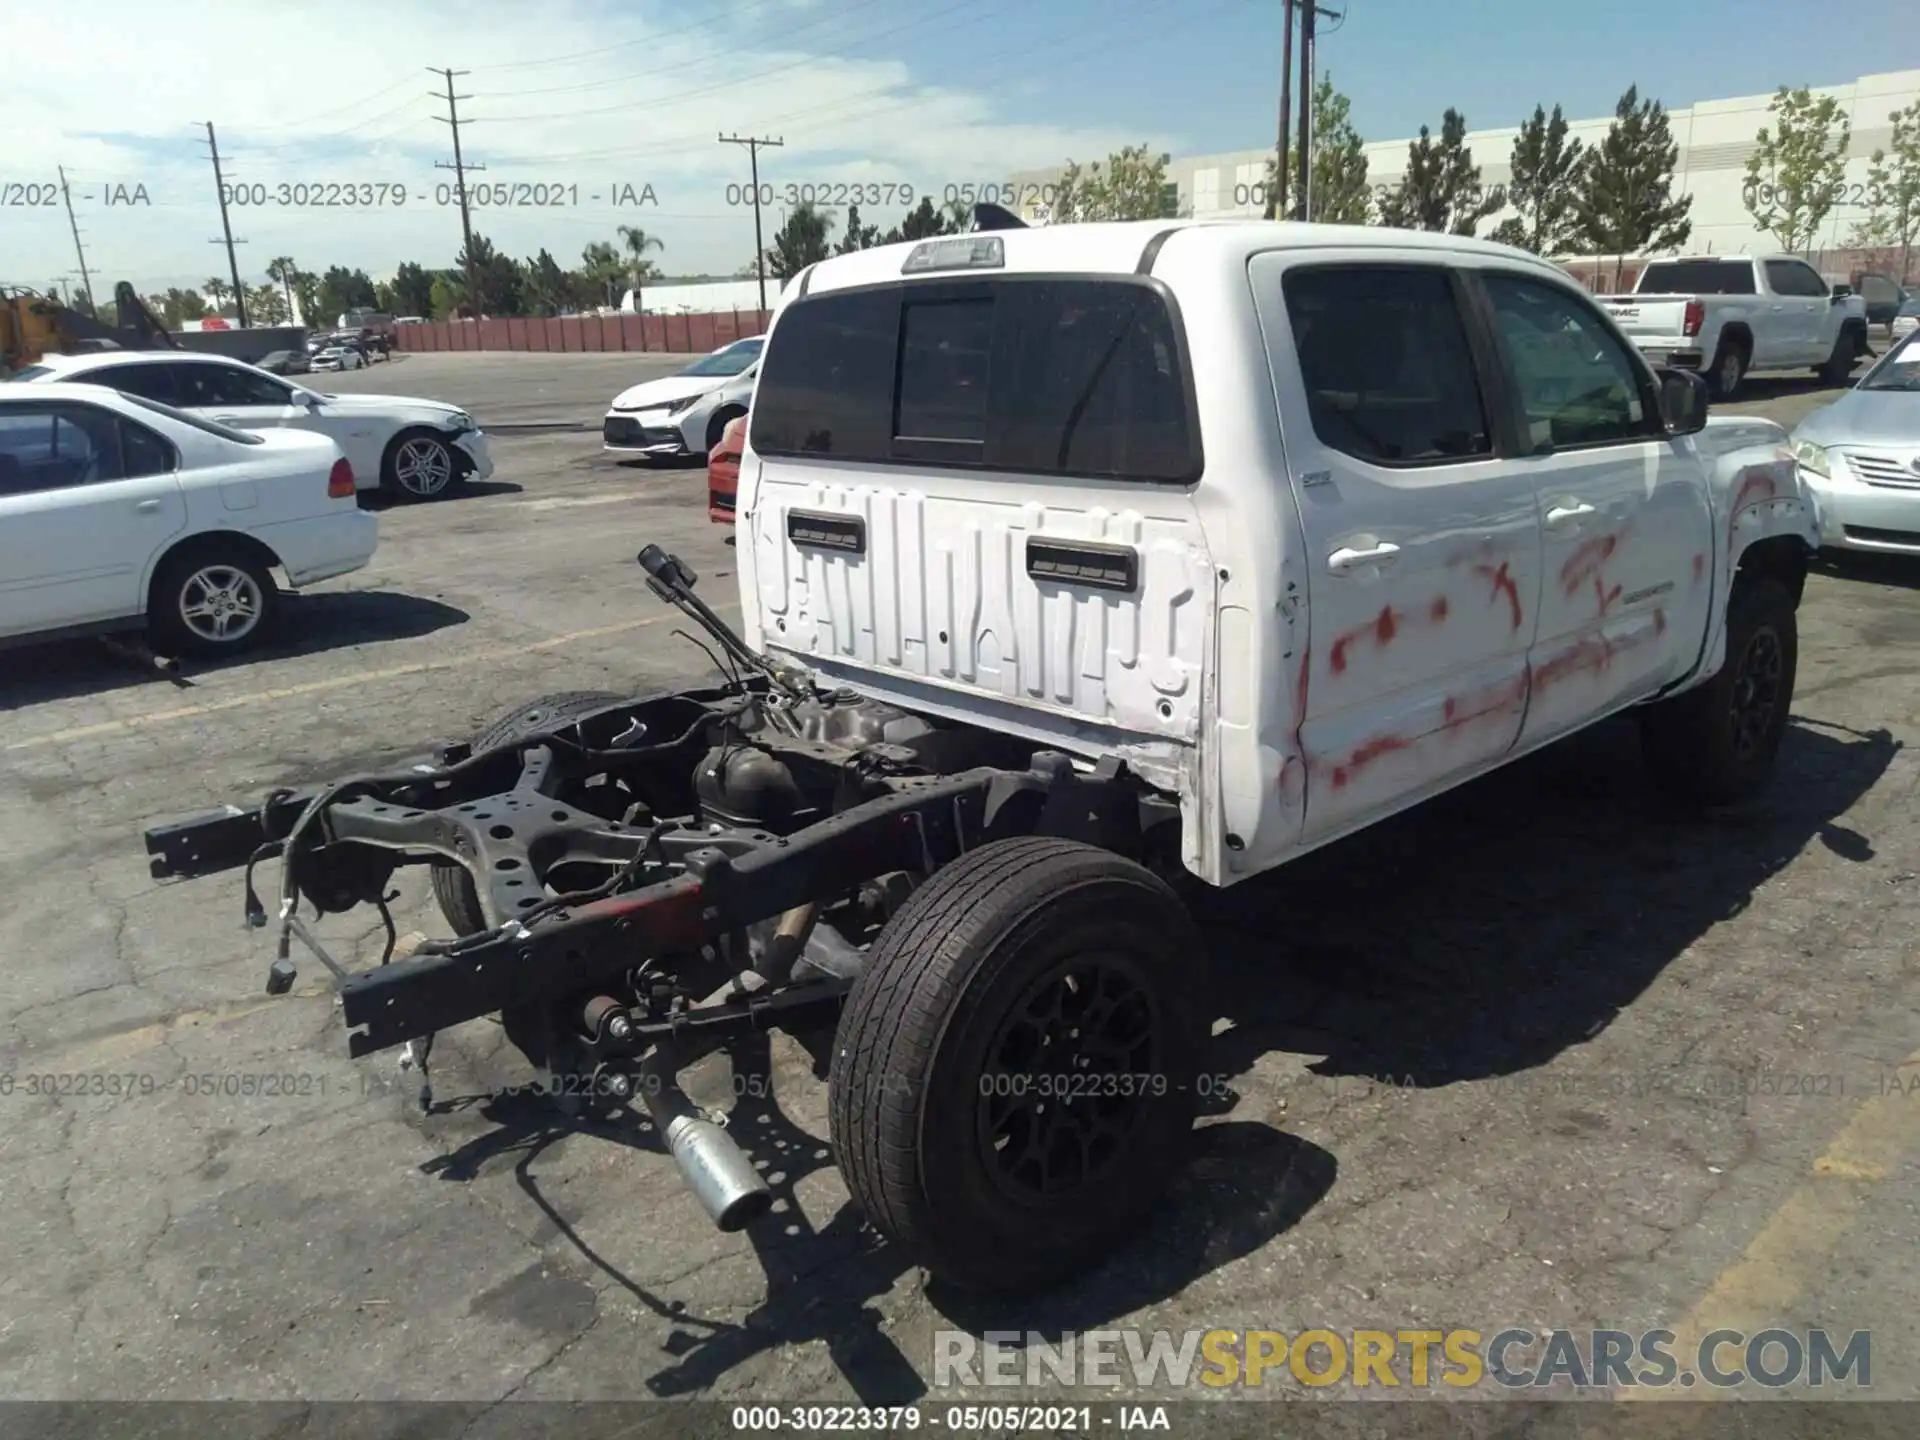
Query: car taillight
[[1682, 299, 1704, 338], [327, 458, 356, 497]]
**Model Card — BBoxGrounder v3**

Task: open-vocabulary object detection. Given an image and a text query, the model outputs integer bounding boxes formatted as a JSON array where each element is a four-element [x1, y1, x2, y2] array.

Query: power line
[[241, 72, 424, 133], [57, 166, 96, 314], [200, 122, 249, 326], [720, 134, 784, 314], [432, 68, 485, 316]]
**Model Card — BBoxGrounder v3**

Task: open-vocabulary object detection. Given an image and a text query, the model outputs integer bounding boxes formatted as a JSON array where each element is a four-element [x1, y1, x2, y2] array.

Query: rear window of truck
[[750, 277, 1200, 483], [1636, 261, 1756, 295]]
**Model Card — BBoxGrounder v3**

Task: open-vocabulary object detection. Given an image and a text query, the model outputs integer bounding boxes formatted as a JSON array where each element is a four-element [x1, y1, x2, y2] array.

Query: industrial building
[[1009, 67, 1920, 282]]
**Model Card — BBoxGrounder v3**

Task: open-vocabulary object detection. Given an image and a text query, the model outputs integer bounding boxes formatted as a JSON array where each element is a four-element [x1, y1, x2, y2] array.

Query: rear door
[[742, 273, 1212, 749], [0, 401, 186, 637], [1764, 259, 1827, 362], [1249, 257, 1545, 845], [1471, 268, 1715, 747]]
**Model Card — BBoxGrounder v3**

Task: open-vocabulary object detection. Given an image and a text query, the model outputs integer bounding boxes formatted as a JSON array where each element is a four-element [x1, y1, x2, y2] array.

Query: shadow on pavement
[[357, 479, 524, 510], [0, 590, 470, 708], [1198, 714, 1899, 1090]]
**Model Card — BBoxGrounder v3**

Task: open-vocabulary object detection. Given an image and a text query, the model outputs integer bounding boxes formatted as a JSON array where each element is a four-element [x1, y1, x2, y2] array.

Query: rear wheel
[[829, 836, 1206, 1291], [1640, 575, 1796, 805], [1708, 337, 1748, 399], [147, 541, 278, 656], [430, 690, 628, 934]]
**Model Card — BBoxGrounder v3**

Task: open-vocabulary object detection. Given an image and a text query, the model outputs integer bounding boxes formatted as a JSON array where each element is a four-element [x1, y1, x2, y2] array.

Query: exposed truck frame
[[145, 546, 1189, 1283]]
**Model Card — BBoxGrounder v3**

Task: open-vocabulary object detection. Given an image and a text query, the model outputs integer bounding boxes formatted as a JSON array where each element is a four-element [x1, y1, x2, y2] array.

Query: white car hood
[[307, 391, 463, 419], [610, 374, 725, 411]]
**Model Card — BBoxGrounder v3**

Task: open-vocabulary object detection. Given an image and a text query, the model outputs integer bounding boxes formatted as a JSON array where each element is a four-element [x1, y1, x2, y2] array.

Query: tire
[[706, 405, 746, 454], [1818, 327, 1862, 386], [1640, 575, 1796, 805], [828, 836, 1206, 1292], [1708, 336, 1748, 399], [147, 540, 278, 657], [381, 429, 464, 502], [430, 690, 627, 935]]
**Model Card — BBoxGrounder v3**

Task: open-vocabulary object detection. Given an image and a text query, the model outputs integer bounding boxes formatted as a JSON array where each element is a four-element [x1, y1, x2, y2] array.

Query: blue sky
[[6, 0, 1912, 290]]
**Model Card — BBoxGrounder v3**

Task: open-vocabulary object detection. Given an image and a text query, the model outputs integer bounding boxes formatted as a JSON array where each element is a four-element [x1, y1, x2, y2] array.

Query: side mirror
[[1657, 367, 1709, 436], [1830, 284, 1852, 302]]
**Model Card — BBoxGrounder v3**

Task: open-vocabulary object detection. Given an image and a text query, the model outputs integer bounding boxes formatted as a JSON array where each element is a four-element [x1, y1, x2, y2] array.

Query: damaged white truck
[[144, 218, 1820, 1292]]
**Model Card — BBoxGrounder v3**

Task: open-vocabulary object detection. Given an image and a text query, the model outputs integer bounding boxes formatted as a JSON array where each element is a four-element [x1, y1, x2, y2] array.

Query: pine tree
[[1378, 109, 1503, 236], [1575, 85, 1693, 282], [1490, 105, 1586, 254]]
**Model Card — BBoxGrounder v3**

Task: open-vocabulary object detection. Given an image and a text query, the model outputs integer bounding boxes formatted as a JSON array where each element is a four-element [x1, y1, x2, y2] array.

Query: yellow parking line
[[1620, 1048, 1920, 1406], [5, 598, 742, 753]]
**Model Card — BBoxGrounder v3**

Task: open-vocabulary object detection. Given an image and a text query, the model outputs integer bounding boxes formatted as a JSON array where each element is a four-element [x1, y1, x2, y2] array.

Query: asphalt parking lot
[[2, 351, 1917, 1418]]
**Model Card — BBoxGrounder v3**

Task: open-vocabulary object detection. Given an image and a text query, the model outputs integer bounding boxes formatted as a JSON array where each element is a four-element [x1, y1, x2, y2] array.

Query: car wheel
[[1818, 328, 1861, 385], [382, 430, 463, 501], [148, 542, 278, 657], [430, 690, 629, 935], [828, 835, 1206, 1292], [1640, 575, 1796, 805], [1708, 338, 1748, 399], [706, 406, 746, 453]]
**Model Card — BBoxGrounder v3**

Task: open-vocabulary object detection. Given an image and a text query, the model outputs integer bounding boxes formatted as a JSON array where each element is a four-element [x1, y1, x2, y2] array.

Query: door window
[[70, 361, 179, 404], [172, 362, 294, 408], [1281, 265, 1493, 465], [1482, 273, 1662, 450], [0, 404, 128, 491], [1764, 260, 1827, 297], [119, 418, 179, 477]]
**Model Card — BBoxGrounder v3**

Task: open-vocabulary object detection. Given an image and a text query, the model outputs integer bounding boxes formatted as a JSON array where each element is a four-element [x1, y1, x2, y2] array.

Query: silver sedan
[[1791, 331, 1920, 554]]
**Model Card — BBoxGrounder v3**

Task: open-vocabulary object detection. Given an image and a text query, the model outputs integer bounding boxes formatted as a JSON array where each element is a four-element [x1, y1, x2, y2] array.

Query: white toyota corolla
[[602, 336, 760, 460], [0, 382, 378, 654], [15, 351, 492, 503]]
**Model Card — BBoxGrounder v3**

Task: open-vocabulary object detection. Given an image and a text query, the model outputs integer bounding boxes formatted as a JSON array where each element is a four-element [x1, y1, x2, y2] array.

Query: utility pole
[[432, 69, 484, 318], [720, 133, 784, 315], [56, 167, 96, 314], [201, 122, 248, 326], [1268, 0, 1294, 221], [1292, 4, 1341, 222]]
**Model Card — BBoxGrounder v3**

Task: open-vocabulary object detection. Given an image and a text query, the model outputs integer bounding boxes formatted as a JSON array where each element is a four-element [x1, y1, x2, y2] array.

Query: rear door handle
[[1545, 501, 1597, 528], [1327, 542, 1400, 574], [134, 499, 163, 513]]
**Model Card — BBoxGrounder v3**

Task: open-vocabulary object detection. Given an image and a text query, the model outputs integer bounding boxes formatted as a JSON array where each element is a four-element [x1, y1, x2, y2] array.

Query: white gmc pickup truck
[[149, 220, 1825, 1292], [1598, 254, 1870, 398]]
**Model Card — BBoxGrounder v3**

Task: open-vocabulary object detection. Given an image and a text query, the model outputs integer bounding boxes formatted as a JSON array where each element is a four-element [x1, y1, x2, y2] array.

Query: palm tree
[[580, 241, 624, 309], [204, 276, 231, 314], [616, 225, 664, 313], [265, 256, 300, 321]]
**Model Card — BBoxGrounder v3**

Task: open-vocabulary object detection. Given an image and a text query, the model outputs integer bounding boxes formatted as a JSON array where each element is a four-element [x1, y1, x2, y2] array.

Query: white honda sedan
[[0, 383, 378, 655], [14, 351, 492, 503]]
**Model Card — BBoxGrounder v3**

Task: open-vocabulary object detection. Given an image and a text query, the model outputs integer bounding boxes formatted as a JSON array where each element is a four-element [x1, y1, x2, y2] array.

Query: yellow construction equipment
[[1, 282, 178, 376]]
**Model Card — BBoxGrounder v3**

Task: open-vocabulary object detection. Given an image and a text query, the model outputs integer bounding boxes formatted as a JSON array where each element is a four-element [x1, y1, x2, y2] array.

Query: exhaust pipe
[[641, 1050, 772, 1232]]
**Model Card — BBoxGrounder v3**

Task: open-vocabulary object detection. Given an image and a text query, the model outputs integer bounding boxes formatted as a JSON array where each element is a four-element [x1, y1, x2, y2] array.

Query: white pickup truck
[[146, 220, 1824, 1292], [1598, 254, 1870, 398]]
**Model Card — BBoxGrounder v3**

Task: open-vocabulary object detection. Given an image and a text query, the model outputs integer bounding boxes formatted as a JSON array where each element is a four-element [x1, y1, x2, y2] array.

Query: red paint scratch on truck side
[[1329, 733, 1413, 790], [1594, 577, 1622, 617], [1728, 465, 1780, 545], [1442, 672, 1529, 731], [1692, 552, 1706, 586], [1329, 605, 1402, 674], [1430, 595, 1450, 623], [1472, 561, 1524, 631], [1560, 533, 1619, 596]]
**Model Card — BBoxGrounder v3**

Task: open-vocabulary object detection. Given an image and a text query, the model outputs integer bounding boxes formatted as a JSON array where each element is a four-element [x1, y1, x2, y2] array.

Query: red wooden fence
[[392, 309, 772, 354]]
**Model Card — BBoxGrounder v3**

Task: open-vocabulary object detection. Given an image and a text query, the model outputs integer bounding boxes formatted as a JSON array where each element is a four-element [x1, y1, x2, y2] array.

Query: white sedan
[[14, 351, 492, 503], [311, 343, 367, 371], [603, 336, 761, 460], [0, 382, 378, 655]]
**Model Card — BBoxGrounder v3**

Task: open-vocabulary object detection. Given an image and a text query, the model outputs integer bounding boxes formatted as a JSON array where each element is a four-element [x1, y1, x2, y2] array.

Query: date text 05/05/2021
[[729, 1404, 1172, 1432], [215, 181, 659, 208]]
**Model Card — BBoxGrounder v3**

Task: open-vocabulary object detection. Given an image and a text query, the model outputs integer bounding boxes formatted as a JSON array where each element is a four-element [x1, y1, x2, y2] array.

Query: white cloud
[[0, 0, 1163, 293]]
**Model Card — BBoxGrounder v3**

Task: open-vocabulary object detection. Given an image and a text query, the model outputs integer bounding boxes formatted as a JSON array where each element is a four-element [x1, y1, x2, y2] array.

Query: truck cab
[[736, 222, 1822, 885], [1597, 255, 1870, 397]]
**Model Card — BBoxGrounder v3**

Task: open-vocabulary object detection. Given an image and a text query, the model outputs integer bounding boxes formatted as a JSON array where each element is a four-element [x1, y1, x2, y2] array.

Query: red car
[[708, 412, 745, 523]]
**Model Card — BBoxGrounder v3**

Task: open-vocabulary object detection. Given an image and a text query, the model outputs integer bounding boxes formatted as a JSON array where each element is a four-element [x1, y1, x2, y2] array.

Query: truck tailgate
[[1596, 295, 1693, 340]]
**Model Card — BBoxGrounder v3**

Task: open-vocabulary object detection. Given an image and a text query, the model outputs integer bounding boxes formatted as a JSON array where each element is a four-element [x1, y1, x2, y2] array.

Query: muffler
[[641, 1049, 772, 1232]]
